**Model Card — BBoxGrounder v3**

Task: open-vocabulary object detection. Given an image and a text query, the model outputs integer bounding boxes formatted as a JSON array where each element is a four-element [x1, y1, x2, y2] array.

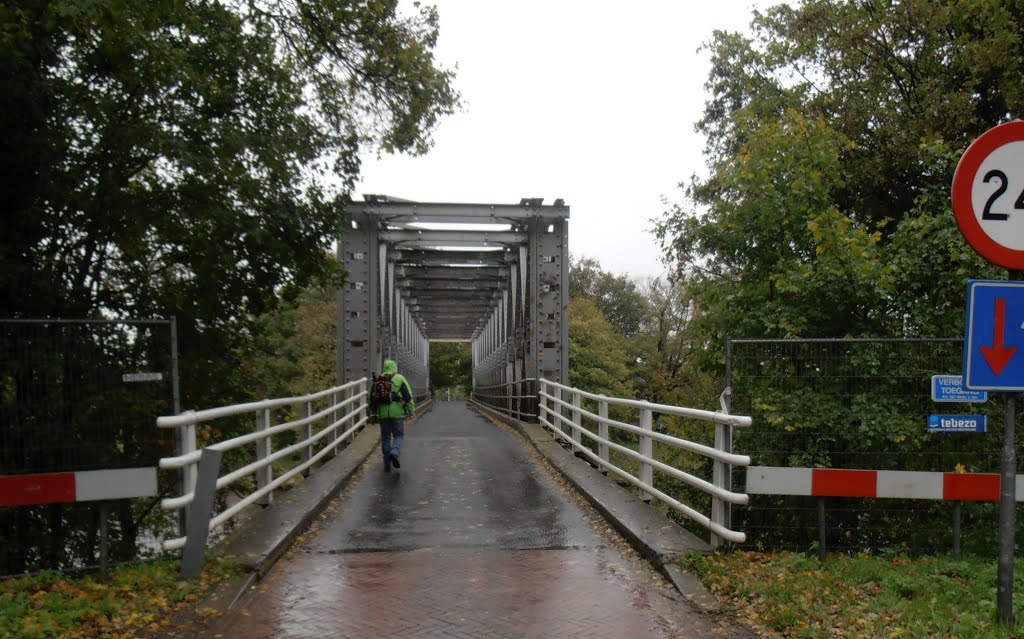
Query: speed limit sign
[[952, 120, 1024, 270]]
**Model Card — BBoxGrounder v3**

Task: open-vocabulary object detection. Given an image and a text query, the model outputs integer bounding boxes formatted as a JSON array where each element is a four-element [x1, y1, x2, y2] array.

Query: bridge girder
[[337, 197, 569, 397]]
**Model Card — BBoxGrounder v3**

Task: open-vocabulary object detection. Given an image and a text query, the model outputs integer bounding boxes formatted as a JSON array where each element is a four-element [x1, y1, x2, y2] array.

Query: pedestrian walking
[[369, 358, 414, 472]]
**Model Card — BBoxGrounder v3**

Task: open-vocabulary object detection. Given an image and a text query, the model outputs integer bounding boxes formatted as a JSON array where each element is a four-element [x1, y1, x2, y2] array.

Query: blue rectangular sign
[[928, 414, 987, 433], [931, 375, 988, 403], [964, 280, 1024, 390]]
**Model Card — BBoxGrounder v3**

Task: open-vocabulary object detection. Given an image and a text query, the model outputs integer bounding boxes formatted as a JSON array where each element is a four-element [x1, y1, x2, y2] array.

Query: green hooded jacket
[[375, 359, 414, 418]]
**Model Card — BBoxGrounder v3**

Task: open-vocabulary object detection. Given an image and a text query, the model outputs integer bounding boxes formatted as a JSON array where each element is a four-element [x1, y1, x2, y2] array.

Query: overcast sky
[[355, 1, 774, 280]]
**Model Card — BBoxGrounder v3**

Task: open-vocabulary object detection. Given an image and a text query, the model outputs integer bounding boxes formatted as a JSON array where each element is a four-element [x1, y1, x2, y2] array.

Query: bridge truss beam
[[337, 197, 569, 398]]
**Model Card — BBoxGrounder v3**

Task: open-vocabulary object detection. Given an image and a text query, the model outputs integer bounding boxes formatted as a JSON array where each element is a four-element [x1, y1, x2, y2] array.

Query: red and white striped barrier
[[0, 468, 157, 507], [746, 466, 1024, 502]]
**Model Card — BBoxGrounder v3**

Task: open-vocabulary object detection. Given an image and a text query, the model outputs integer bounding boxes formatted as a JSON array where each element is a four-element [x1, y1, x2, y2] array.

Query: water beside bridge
[[201, 402, 753, 639]]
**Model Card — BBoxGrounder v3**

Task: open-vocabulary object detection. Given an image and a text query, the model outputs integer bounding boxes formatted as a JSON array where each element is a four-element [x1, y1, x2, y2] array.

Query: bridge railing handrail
[[535, 378, 751, 546], [156, 378, 376, 560], [470, 377, 538, 421]]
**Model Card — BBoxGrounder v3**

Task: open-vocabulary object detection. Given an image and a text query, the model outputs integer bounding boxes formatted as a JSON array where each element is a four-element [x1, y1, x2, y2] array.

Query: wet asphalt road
[[203, 402, 756, 639], [308, 401, 596, 554]]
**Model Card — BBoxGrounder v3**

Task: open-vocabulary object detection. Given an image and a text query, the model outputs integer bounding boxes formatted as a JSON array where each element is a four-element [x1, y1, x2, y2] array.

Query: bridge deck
[[203, 403, 751, 638]]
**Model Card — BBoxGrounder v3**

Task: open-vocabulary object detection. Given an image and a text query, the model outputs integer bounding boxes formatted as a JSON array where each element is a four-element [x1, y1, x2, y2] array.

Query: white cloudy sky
[[355, 1, 774, 279]]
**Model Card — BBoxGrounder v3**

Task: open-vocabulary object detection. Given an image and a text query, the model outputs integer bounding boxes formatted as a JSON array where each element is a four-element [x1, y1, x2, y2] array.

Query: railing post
[[538, 379, 547, 430], [356, 380, 366, 442], [598, 397, 609, 473], [328, 390, 339, 456], [301, 400, 313, 478], [553, 385, 564, 441], [639, 408, 653, 502], [711, 419, 729, 548], [256, 407, 273, 506], [179, 416, 198, 537], [571, 391, 582, 448]]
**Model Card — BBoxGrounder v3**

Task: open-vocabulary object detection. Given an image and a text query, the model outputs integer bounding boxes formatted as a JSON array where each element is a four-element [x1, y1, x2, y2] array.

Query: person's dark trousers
[[379, 417, 405, 464]]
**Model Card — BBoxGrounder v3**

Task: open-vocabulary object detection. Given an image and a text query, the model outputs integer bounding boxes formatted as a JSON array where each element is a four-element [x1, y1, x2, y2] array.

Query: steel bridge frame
[[336, 197, 569, 400]]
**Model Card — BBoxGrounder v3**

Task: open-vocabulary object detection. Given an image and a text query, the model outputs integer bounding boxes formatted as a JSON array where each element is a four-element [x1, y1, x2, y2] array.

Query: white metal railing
[[471, 378, 538, 420], [157, 377, 370, 552], [536, 378, 752, 545]]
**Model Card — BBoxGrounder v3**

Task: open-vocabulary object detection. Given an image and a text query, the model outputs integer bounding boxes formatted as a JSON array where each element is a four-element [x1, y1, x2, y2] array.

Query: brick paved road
[[203, 403, 755, 639]]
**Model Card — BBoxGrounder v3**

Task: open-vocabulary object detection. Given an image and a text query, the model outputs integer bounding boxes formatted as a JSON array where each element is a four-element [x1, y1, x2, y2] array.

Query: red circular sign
[[952, 120, 1024, 270]]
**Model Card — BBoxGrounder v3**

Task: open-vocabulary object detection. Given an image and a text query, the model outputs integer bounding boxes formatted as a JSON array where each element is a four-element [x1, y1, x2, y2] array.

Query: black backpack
[[370, 373, 397, 407]]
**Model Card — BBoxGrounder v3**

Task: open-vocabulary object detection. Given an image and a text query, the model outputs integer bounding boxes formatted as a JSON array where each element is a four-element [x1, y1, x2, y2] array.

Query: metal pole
[[98, 502, 110, 579], [818, 497, 827, 563], [952, 500, 962, 560], [998, 392, 1016, 623], [170, 316, 186, 538], [998, 269, 1019, 625]]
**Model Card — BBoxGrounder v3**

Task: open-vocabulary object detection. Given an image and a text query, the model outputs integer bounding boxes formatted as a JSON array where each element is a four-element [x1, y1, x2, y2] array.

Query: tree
[[653, 0, 1014, 351], [569, 255, 649, 338], [567, 297, 633, 399], [1, 0, 457, 372], [0, 0, 457, 573], [429, 342, 472, 394]]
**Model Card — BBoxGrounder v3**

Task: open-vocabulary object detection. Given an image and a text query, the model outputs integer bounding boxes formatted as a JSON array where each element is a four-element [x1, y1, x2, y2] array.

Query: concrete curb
[[199, 402, 433, 613], [468, 400, 723, 615]]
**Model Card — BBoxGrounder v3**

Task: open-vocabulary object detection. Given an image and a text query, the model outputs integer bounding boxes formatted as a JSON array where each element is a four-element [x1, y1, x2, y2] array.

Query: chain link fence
[[727, 338, 1013, 556], [0, 319, 177, 574]]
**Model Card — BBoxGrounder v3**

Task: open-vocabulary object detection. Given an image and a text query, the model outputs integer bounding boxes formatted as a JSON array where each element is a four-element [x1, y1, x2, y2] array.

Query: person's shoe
[[390, 453, 401, 469], [384, 457, 392, 473]]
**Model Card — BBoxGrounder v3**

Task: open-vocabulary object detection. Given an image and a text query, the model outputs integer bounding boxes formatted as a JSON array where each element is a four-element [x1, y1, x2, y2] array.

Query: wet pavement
[[203, 402, 756, 639]]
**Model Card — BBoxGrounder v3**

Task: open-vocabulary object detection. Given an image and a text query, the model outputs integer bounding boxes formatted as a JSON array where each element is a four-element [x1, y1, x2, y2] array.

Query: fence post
[[181, 448, 224, 579], [598, 397, 609, 473], [301, 400, 313, 478], [256, 407, 273, 506], [571, 391, 582, 448], [553, 385, 564, 441], [953, 500, 962, 559], [538, 380, 547, 430], [640, 408, 653, 503], [180, 417, 198, 536], [711, 419, 728, 548], [356, 380, 366, 442], [817, 497, 828, 562]]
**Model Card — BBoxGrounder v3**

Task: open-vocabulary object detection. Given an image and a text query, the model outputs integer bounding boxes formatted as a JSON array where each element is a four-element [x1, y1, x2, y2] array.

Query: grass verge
[[683, 550, 1024, 638], [0, 557, 241, 639]]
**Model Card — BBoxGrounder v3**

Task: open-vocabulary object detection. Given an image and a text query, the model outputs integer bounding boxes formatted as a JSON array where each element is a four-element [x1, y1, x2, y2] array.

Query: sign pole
[[998, 270, 1020, 624]]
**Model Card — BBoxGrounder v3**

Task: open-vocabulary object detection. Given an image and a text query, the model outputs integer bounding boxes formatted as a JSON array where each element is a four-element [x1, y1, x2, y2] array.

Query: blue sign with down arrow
[[964, 280, 1024, 390]]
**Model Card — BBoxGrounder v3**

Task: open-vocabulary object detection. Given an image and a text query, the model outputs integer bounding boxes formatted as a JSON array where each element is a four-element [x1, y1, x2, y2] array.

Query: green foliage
[[567, 297, 633, 399], [569, 255, 649, 338], [245, 285, 338, 401], [0, 557, 241, 639], [684, 550, 1024, 638], [653, 0, 1016, 354], [1, 0, 458, 410], [429, 342, 471, 392]]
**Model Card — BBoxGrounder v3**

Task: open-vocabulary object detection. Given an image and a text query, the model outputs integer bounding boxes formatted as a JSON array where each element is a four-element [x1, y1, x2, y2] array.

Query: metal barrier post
[[711, 420, 728, 548], [256, 407, 273, 506], [180, 417, 198, 535], [539, 380, 547, 430], [329, 390, 339, 455], [598, 397, 609, 473], [571, 391, 582, 447], [301, 400, 313, 478], [640, 408, 653, 502], [557, 385, 565, 438], [181, 448, 223, 579], [356, 381, 366, 442]]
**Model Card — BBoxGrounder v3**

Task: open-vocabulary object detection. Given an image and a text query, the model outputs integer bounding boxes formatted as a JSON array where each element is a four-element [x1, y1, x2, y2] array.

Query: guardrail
[[157, 378, 371, 575], [536, 378, 752, 545]]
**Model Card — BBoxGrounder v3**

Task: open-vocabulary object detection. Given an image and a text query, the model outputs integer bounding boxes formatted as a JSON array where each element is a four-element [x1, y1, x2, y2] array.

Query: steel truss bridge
[[336, 196, 570, 392]]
